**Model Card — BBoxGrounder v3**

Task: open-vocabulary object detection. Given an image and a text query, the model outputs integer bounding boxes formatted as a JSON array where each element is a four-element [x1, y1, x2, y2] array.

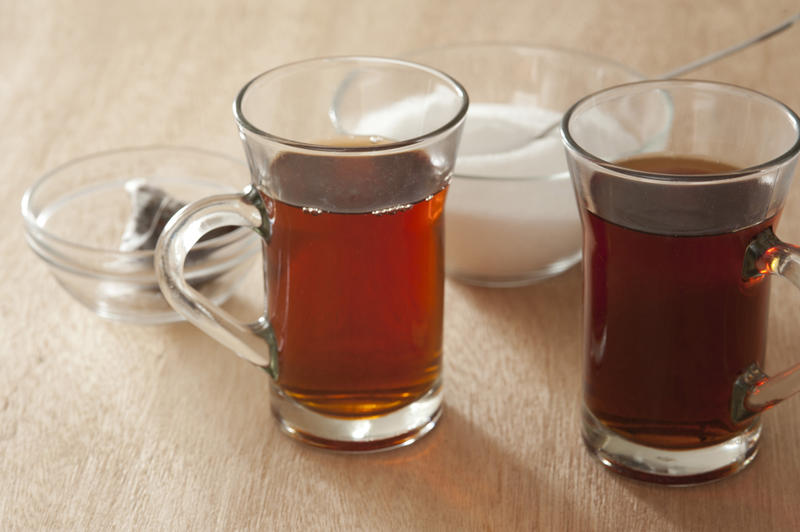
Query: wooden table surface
[[4, 1, 800, 530]]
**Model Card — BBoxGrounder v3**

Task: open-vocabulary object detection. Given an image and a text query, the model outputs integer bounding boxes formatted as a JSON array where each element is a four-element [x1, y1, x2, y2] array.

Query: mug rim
[[561, 79, 800, 184], [233, 55, 470, 153]]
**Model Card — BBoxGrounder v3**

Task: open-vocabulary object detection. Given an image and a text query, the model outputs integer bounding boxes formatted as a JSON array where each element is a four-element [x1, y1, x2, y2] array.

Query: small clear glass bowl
[[409, 44, 646, 287], [21, 146, 260, 324]]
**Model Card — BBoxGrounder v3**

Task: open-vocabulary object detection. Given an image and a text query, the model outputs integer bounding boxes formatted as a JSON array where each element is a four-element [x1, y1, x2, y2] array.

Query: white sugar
[[446, 103, 582, 282], [454, 103, 566, 177]]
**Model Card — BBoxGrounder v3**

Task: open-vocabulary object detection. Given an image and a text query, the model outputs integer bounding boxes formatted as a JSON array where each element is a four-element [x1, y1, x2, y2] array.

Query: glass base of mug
[[270, 379, 443, 452], [581, 407, 761, 485]]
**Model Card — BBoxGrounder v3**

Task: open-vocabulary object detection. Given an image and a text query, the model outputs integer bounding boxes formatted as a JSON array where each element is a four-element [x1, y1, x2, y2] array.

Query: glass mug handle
[[154, 185, 279, 378], [733, 228, 800, 421]]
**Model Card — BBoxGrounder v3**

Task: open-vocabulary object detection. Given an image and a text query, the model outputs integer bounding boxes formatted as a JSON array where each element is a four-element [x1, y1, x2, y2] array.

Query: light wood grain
[[3, 0, 800, 530]]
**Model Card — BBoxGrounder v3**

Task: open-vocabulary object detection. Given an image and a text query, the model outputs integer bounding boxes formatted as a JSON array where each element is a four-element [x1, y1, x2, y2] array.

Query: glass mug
[[155, 57, 468, 451], [563, 80, 800, 484]]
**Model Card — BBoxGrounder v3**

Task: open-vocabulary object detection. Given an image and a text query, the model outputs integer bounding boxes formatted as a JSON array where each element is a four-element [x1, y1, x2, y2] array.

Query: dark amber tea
[[582, 155, 777, 449], [564, 79, 800, 484], [157, 56, 467, 451], [261, 148, 446, 418]]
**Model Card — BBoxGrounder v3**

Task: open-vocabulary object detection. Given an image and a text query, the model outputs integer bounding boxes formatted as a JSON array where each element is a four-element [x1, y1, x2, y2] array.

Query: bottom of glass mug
[[270, 379, 443, 452], [581, 406, 761, 486]]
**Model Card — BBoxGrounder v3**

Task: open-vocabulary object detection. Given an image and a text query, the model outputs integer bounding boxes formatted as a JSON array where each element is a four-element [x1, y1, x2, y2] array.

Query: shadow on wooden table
[[283, 268, 588, 529], [291, 407, 583, 530], [147, 265, 589, 529], [611, 423, 800, 532]]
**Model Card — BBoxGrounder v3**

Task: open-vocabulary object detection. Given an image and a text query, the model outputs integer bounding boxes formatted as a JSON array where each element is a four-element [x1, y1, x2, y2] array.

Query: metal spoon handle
[[532, 12, 800, 140], [659, 11, 800, 79]]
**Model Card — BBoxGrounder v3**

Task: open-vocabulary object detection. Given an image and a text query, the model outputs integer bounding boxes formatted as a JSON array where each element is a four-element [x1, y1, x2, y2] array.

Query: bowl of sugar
[[410, 44, 646, 286]]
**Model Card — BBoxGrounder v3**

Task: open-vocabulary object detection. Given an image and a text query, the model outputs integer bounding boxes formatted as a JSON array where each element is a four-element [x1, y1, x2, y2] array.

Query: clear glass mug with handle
[[155, 57, 468, 452], [563, 80, 800, 484]]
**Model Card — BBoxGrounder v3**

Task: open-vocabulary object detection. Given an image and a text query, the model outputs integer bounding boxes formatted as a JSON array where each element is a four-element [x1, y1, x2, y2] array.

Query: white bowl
[[410, 44, 647, 286]]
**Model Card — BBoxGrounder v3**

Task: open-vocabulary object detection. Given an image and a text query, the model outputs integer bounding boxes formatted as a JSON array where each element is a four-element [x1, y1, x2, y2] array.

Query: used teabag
[[116, 178, 237, 301], [120, 179, 186, 252], [120, 179, 234, 256]]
